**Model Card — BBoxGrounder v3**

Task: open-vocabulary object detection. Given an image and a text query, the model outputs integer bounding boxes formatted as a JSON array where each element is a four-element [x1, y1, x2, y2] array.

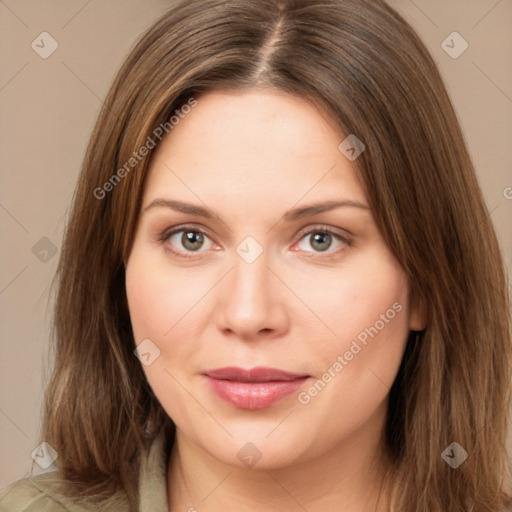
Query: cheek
[[125, 242, 220, 404], [126, 244, 204, 344], [125, 246, 205, 414], [302, 253, 409, 341], [295, 250, 410, 384], [288, 256, 410, 448], [125, 264, 167, 345]]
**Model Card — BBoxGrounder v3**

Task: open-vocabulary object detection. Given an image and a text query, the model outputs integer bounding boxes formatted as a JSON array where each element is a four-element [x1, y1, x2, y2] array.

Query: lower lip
[[205, 376, 309, 409]]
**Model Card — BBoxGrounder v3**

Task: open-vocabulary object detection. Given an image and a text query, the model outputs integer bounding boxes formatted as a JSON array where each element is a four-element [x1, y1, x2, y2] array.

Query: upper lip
[[204, 367, 309, 382]]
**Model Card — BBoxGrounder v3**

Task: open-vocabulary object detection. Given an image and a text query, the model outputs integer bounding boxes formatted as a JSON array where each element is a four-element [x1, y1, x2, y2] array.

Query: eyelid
[[295, 224, 353, 243], [160, 223, 211, 241], [159, 223, 216, 253]]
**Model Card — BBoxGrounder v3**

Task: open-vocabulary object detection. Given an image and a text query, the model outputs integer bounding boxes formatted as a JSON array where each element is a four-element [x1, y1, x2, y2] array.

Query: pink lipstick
[[203, 367, 309, 409]]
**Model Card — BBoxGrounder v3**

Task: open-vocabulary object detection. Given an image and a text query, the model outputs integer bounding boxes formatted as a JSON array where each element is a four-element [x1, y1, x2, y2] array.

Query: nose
[[215, 251, 290, 341]]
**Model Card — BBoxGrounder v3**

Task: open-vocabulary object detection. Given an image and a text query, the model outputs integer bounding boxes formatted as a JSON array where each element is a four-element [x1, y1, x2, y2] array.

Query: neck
[[167, 403, 394, 512]]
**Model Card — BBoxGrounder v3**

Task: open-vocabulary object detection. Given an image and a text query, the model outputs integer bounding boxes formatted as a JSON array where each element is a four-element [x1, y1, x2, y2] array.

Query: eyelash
[[158, 224, 353, 260]]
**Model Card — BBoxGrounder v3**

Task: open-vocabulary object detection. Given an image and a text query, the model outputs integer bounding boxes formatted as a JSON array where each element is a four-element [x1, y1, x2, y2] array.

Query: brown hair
[[36, 0, 512, 510]]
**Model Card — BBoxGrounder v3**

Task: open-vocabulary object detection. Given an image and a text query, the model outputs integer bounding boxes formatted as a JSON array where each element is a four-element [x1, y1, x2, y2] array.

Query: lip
[[203, 366, 310, 410]]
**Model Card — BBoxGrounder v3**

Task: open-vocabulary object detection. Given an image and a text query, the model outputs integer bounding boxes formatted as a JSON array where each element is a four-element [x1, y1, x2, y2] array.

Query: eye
[[294, 226, 352, 257], [158, 224, 352, 260], [159, 225, 216, 258]]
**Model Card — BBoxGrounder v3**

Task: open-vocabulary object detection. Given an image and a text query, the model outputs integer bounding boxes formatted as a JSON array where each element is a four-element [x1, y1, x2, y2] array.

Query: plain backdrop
[[1, 0, 511, 487]]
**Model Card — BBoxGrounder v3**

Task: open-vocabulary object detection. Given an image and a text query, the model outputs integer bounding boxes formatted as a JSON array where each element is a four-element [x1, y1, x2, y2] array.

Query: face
[[125, 89, 425, 469]]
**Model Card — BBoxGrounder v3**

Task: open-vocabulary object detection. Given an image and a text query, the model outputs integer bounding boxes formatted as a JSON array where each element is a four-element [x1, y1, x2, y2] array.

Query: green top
[[0, 428, 169, 512]]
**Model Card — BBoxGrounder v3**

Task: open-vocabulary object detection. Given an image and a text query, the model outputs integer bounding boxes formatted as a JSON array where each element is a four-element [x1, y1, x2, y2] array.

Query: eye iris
[[182, 231, 204, 251], [310, 232, 332, 252]]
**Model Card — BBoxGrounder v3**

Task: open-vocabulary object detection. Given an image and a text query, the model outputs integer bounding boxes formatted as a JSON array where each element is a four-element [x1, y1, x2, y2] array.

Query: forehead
[[143, 89, 367, 212]]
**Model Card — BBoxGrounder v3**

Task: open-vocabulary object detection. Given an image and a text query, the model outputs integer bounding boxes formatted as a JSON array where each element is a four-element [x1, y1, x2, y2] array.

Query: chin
[[196, 430, 312, 470]]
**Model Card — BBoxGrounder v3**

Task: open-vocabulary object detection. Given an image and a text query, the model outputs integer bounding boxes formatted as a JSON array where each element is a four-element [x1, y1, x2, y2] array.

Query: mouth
[[203, 367, 310, 410]]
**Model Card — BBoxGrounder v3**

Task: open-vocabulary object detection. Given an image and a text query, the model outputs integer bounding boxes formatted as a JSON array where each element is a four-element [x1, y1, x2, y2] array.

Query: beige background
[[1, 0, 511, 487]]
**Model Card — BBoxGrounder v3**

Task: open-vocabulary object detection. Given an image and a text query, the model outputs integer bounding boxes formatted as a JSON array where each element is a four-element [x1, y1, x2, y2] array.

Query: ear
[[409, 291, 427, 331]]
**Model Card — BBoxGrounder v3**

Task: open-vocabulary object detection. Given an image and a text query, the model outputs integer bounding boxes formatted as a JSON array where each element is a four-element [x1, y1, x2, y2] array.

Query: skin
[[125, 89, 426, 512]]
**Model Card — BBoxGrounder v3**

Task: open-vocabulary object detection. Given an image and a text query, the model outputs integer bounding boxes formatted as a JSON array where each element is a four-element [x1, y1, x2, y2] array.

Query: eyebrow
[[143, 198, 371, 222]]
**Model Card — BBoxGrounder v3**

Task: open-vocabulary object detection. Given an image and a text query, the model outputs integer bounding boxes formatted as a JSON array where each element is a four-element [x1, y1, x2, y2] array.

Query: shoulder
[[0, 471, 84, 512], [0, 472, 128, 512]]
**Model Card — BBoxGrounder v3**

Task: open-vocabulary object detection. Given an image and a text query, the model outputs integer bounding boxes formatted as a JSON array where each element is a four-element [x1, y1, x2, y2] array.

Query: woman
[[1, 0, 510, 510]]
